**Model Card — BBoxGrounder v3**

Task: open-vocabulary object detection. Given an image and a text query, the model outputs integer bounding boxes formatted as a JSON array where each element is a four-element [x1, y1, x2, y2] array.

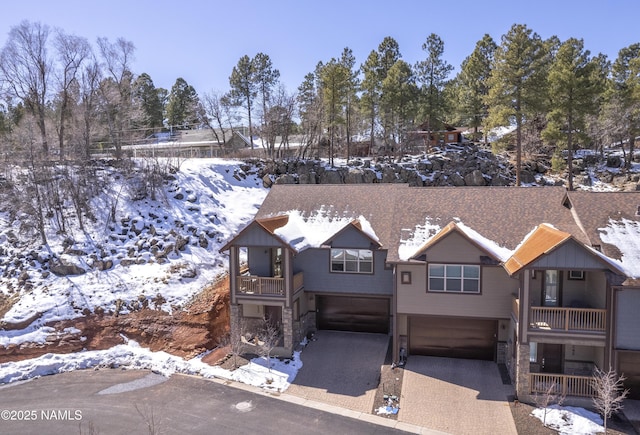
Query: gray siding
[[616, 289, 640, 350], [530, 240, 607, 270], [233, 224, 282, 247], [294, 248, 392, 295], [329, 225, 377, 249], [247, 247, 272, 276]]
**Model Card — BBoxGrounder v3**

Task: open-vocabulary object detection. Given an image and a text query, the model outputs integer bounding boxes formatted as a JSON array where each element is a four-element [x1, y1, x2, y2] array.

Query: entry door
[[264, 306, 282, 329], [543, 270, 561, 307], [541, 343, 563, 373]]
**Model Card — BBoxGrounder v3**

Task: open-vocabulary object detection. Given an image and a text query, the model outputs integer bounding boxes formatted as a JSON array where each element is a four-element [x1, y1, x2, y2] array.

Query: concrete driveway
[[287, 330, 389, 413], [398, 356, 517, 435]]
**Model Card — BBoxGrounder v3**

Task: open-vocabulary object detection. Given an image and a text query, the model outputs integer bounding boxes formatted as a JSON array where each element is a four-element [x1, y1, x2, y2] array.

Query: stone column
[[230, 304, 243, 346], [282, 307, 293, 355], [516, 343, 531, 402]]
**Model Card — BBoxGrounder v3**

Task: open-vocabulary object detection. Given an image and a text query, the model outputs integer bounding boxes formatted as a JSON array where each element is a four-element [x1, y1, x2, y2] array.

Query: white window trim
[[330, 248, 373, 274], [428, 263, 480, 293]]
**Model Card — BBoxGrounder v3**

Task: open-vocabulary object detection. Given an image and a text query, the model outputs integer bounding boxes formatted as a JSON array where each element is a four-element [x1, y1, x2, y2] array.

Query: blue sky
[[2, 0, 639, 96]]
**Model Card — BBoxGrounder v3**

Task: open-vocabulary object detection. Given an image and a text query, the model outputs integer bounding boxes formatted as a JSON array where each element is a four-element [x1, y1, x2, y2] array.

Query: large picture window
[[331, 249, 373, 273], [428, 264, 480, 293]]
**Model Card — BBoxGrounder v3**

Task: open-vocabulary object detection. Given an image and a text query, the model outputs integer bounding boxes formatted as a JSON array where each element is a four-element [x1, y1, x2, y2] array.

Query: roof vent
[[636, 205, 640, 216]]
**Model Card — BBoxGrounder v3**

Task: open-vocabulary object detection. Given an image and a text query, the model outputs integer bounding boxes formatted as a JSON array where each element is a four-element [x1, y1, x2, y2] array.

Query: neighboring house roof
[[504, 224, 570, 274], [229, 184, 640, 280]]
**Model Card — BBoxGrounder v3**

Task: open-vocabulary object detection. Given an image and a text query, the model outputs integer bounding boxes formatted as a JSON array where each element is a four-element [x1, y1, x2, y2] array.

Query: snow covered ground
[[0, 158, 268, 344], [0, 337, 302, 393], [531, 405, 605, 435]]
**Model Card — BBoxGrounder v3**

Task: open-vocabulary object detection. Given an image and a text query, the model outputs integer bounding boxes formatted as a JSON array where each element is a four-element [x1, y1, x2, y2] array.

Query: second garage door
[[317, 295, 389, 334], [409, 316, 497, 360]]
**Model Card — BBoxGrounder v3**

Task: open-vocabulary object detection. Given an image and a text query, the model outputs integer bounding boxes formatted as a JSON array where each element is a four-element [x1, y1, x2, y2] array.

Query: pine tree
[[360, 50, 380, 154], [229, 55, 257, 148], [542, 38, 607, 190], [319, 59, 350, 166], [166, 77, 199, 129], [132, 73, 164, 133], [456, 34, 496, 142], [340, 47, 359, 161], [610, 43, 640, 170], [381, 59, 418, 152], [486, 24, 549, 186], [252, 52, 280, 155], [415, 33, 454, 144]]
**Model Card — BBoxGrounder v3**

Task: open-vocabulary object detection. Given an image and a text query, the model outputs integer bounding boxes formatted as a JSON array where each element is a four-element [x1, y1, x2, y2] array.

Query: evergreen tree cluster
[[1, 19, 640, 181]]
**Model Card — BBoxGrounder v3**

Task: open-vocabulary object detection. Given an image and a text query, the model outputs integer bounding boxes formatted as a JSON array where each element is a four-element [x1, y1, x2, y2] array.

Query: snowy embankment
[[0, 158, 268, 346], [0, 338, 302, 393]]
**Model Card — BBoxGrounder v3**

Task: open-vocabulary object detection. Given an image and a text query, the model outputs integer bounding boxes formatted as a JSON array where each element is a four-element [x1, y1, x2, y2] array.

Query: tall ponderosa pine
[[381, 59, 418, 152], [611, 43, 640, 170], [360, 50, 381, 154], [340, 47, 359, 161], [320, 59, 350, 166], [542, 38, 607, 190], [376, 37, 402, 147], [297, 69, 324, 158], [487, 24, 548, 186], [229, 55, 257, 148], [415, 33, 453, 142], [456, 34, 496, 142], [252, 53, 280, 152]]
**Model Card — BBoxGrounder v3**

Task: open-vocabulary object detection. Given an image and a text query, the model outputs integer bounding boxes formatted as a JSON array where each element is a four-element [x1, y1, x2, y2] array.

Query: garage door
[[317, 296, 389, 334], [409, 316, 497, 360], [618, 351, 640, 400]]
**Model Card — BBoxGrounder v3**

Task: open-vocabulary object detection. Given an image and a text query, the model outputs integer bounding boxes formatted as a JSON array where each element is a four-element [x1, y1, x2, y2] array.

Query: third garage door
[[409, 316, 497, 360], [317, 295, 389, 334]]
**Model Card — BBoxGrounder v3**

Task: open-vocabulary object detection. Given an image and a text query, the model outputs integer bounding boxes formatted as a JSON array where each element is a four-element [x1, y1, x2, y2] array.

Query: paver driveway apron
[[398, 356, 517, 435], [287, 330, 389, 413]]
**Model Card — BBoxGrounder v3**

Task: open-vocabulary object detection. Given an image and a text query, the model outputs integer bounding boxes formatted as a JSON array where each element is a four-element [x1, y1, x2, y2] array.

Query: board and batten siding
[[529, 239, 608, 270], [233, 223, 284, 248], [616, 288, 640, 350]]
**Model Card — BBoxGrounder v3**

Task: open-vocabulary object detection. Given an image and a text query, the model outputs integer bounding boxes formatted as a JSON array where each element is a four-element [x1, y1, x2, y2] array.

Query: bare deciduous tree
[[258, 315, 281, 372], [592, 367, 630, 434], [0, 20, 52, 154], [531, 381, 565, 427], [53, 30, 90, 159]]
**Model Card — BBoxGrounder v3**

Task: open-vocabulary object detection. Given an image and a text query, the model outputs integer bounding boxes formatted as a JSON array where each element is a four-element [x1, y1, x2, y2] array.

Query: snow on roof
[[273, 210, 379, 252], [598, 218, 640, 278], [455, 220, 513, 262], [397, 218, 512, 262], [398, 217, 442, 261]]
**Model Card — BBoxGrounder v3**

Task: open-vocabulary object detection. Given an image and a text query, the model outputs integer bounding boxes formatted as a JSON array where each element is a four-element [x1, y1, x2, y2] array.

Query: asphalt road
[[0, 369, 408, 435]]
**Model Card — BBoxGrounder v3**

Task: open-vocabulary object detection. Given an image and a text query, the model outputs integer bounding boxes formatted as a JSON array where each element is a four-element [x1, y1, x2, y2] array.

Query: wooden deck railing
[[530, 373, 595, 397], [529, 307, 606, 332], [236, 272, 304, 296]]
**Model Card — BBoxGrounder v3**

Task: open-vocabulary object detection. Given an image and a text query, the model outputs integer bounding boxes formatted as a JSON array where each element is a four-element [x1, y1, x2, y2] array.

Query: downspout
[[392, 264, 399, 363]]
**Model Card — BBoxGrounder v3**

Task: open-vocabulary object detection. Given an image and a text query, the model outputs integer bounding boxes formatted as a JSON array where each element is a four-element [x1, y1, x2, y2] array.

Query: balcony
[[236, 272, 304, 296], [530, 373, 595, 398], [529, 307, 606, 333]]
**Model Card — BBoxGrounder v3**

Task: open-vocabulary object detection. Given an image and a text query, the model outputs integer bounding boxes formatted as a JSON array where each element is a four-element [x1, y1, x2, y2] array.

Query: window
[[568, 270, 585, 280], [428, 264, 480, 293], [401, 271, 412, 284], [530, 342, 538, 363], [331, 249, 373, 274]]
